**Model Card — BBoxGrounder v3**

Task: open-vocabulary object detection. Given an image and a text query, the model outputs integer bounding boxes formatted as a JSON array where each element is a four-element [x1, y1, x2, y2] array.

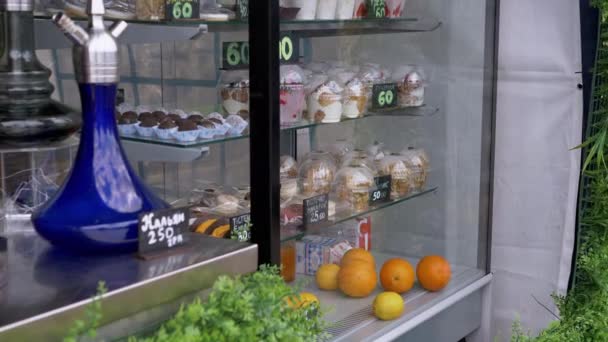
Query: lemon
[[316, 264, 341, 290], [373, 292, 404, 320]]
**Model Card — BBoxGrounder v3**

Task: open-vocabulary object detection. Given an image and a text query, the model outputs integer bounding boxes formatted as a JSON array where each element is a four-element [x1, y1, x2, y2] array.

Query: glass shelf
[[119, 106, 438, 148], [34, 17, 441, 48], [280, 186, 438, 243]]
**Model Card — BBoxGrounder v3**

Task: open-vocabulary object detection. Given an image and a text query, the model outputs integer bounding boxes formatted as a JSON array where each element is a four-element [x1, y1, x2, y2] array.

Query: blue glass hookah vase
[[31, 2, 168, 253]]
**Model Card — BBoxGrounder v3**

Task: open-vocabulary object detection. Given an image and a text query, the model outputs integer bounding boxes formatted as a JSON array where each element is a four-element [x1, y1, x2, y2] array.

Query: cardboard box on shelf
[[320, 216, 372, 251], [296, 235, 352, 275]]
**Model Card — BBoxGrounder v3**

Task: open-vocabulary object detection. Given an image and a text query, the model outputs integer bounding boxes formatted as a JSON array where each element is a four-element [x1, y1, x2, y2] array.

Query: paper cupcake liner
[[154, 126, 178, 140], [198, 126, 215, 139], [135, 124, 156, 137], [117, 123, 137, 135], [172, 129, 200, 142]]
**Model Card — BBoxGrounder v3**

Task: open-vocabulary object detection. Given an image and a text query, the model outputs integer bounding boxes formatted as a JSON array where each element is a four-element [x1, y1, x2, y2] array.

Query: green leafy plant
[[64, 282, 107, 342], [65, 266, 329, 342]]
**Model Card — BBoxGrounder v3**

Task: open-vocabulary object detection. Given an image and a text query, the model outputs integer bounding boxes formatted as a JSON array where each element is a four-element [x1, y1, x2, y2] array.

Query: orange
[[416, 255, 451, 292], [373, 292, 405, 320], [380, 258, 415, 293], [316, 264, 341, 290], [338, 259, 378, 297], [341, 248, 376, 269]]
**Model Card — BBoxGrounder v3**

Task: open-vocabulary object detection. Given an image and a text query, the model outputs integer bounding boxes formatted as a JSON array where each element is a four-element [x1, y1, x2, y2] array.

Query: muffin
[[135, 116, 157, 137], [333, 164, 375, 212], [154, 118, 178, 140], [172, 119, 200, 142], [298, 151, 337, 196], [394, 65, 425, 107], [138, 111, 154, 122], [401, 147, 430, 191], [306, 79, 343, 123], [342, 78, 368, 118], [117, 113, 138, 135], [199, 119, 217, 139], [220, 70, 250, 118], [378, 153, 414, 198], [226, 114, 248, 136], [167, 113, 182, 121], [152, 110, 167, 121], [188, 114, 205, 125]]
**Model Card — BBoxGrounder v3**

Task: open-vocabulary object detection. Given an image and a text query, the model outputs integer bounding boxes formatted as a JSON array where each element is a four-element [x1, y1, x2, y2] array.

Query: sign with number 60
[[166, 0, 200, 20], [372, 83, 398, 110]]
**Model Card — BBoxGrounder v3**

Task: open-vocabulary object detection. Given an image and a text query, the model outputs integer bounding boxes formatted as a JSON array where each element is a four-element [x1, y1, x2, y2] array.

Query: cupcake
[[306, 79, 343, 123], [378, 153, 414, 198], [280, 65, 306, 126], [154, 118, 178, 140], [333, 164, 375, 212], [198, 119, 217, 139], [298, 151, 337, 196], [342, 78, 368, 118], [220, 70, 250, 118], [117, 112, 138, 135], [152, 110, 167, 122], [167, 113, 182, 122], [395, 66, 425, 107], [188, 114, 205, 125], [172, 119, 200, 142], [226, 114, 248, 135], [138, 111, 154, 122], [206, 112, 231, 136], [280, 155, 299, 178], [135, 116, 157, 137], [121, 111, 138, 121]]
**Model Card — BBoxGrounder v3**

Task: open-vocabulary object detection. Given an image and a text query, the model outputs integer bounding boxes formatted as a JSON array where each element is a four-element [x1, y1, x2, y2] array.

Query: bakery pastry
[[343, 78, 368, 118], [121, 111, 138, 121], [333, 164, 375, 212], [378, 153, 414, 198], [298, 151, 337, 196], [306, 80, 343, 123], [280, 65, 306, 126]]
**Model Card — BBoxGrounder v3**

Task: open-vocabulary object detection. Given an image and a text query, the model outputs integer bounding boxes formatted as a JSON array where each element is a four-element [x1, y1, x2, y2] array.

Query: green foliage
[[511, 7, 608, 341], [64, 282, 107, 342], [129, 265, 329, 342]]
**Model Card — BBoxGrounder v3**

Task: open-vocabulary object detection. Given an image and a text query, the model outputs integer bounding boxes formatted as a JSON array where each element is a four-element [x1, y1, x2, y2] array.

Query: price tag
[[237, 0, 248, 20], [369, 175, 392, 204], [371, 83, 398, 110], [279, 32, 299, 64], [222, 41, 250, 70], [165, 0, 199, 20], [303, 193, 329, 227], [367, 0, 386, 18], [230, 213, 251, 242], [138, 207, 189, 256]]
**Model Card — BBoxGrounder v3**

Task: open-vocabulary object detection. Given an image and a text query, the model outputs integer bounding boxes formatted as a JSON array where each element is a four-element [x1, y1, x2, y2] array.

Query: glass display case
[[0, 0, 497, 340]]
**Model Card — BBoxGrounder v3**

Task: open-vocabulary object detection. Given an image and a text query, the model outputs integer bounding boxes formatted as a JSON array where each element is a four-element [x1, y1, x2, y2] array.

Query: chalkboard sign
[[303, 193, 329, 226], [138, 207, 189, 256], [230, 212, 251, 242], [367, 0, 386, 18], [165, 0, 200, 20], [279, 32, 299, 64], [237, 0, 248, 20], [371, 83, 398, 110], [222, 41, 250, 70], [370, 175, 392, 204]]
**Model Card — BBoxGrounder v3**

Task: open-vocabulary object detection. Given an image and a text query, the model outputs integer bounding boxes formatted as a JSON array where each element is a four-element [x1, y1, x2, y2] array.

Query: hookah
[[0, 0, 80, 144], [31, 0, 168, 253]]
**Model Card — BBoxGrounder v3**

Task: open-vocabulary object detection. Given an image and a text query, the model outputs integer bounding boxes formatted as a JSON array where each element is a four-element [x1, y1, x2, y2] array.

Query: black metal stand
[[248, 0, 280, 265]]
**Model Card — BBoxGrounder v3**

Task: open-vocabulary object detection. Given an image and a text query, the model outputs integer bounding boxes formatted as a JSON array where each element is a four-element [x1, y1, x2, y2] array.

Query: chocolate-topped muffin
[[177, 119, 198, 131], [138, 112, 154, 121], [158, 118, 177, 129], [208, 118, 223, 125], [187, 114, 204, 125], [152, 111, 166, 121], [139, 116, 158, 128], [122, 111, 138, 121], [200, 119, 216, 129], [167, 113, 182, 121], [118, 115, 137, 125]]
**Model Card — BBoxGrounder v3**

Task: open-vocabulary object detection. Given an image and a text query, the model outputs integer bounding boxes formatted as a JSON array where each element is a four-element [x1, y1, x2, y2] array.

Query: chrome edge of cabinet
[[0, 243, 258, 342]]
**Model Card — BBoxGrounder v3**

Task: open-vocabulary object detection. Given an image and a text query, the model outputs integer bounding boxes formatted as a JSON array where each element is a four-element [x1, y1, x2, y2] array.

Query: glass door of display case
[[269, 0, 497, 340]]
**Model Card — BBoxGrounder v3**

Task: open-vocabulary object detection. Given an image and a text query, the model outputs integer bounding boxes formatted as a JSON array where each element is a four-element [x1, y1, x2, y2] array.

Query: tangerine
[[341, 248, 375, 269], [380, 258, 415, 293], [338, 259, 378, 297], [416, 255, 451, 292]]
